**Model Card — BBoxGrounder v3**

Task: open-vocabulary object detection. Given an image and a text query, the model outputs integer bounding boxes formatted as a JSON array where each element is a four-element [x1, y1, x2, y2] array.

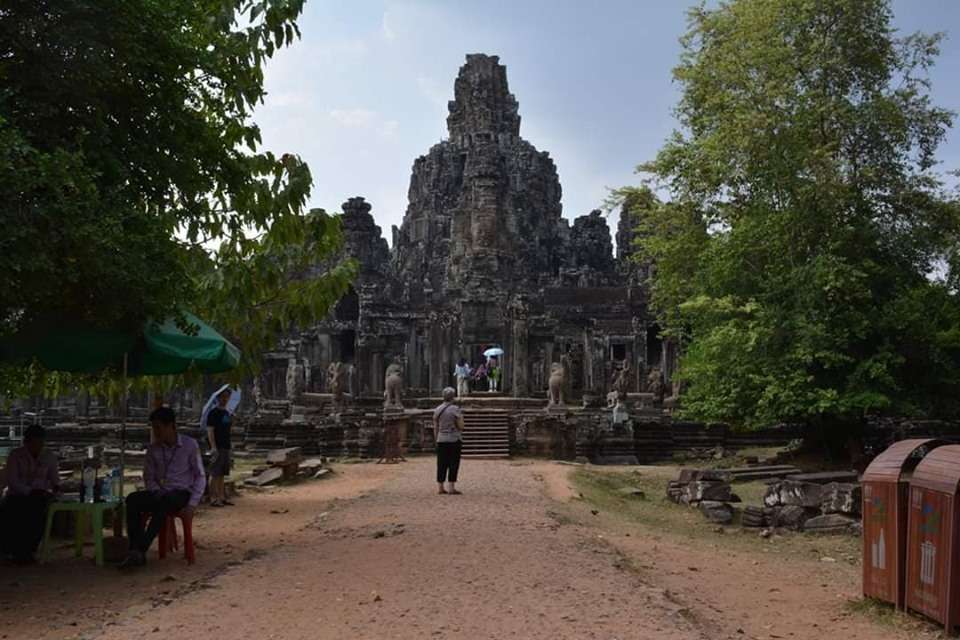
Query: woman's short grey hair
[[442, 387, 456, 402]]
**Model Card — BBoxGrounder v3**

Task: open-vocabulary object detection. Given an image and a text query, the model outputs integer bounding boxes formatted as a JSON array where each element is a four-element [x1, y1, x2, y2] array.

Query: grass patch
[[571, 465, 862, 562], [844, 597, 935, 633]]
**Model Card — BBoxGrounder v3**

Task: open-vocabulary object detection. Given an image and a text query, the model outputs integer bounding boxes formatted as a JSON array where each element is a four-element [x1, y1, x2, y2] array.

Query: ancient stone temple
[[260, 54, 672, 407]]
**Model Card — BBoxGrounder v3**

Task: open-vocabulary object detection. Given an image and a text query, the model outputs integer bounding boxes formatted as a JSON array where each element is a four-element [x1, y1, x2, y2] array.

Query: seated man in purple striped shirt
[[120, 407, 205, 569]]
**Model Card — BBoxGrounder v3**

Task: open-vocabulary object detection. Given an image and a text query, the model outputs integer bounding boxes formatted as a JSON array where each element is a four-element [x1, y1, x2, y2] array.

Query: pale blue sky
[[255, 0, 960, 246]]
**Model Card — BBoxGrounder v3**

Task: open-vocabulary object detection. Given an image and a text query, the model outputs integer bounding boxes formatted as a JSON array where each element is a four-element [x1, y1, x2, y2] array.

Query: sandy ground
[[0, 459, 925, 640]]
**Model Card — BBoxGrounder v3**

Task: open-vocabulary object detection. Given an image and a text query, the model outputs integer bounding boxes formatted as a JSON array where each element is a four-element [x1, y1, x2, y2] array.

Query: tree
[[0, 0, 356, 386], [630, 0, 960, 432]]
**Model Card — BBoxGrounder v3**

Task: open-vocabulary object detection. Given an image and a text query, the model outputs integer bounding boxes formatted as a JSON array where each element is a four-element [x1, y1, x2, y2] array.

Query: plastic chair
[[143, 509, 195, 564]]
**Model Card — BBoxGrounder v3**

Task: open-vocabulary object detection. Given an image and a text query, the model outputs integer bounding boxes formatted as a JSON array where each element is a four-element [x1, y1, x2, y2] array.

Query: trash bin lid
[[863, 438, 947, 483], [910, 444, 960, 494]]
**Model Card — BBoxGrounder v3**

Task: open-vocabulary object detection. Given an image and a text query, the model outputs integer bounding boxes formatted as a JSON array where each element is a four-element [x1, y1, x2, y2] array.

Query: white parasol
[[483, 347, 504, 357], [200, 384, 241, 430]]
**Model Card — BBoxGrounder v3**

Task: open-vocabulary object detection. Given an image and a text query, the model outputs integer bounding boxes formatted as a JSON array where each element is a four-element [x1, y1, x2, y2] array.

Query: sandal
[[223, 500, 236, 506], [438, 488, 448, 495], [449, 490, 462, 495], [210, 500, 224, 507]]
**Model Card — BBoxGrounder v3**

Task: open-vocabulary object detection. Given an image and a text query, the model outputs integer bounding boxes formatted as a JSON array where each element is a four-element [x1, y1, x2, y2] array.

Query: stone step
[[726, 465, 799, 474]]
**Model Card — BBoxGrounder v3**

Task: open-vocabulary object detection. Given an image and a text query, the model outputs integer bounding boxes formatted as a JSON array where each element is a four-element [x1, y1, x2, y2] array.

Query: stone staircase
[[461, 410, 510, 459]]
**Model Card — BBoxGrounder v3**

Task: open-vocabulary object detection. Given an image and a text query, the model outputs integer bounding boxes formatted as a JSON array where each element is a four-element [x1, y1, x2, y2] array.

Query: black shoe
[[118, 550, 145, 571]]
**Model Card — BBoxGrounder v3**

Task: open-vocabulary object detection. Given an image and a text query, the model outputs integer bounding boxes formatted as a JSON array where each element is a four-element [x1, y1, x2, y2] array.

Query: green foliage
[[0, 0, 356, 392], [629, 0, 960, 428]]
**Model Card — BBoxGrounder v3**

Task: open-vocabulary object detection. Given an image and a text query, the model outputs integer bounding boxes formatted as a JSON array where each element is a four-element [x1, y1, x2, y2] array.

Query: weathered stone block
[[697, 469, 732, 483], [778, 480, 823, 508], [774, 505, 813, 531], [682, 480, 730, 503], [700, 501, 735, 525], [803, 513, 860, 534], [819, 482, 862, 516], [763, 482, 782, 507]]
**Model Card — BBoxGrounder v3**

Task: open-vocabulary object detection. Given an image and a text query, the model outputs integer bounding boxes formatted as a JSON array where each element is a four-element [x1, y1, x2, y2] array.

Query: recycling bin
[[862, 438, 945, 608], [905, 445, 960, 633]]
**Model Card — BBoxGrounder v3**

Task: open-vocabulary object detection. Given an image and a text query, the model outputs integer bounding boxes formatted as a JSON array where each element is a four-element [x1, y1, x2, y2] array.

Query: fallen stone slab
[[774, 505, 814, 531], [779, 480, 824, 508], [313, 468, 332, 479], [763, 483, 782, 507], [803, 513, 860, 535], [244, 467, 284, 487], [785, 471, 858, 485], [819, 482, 862, 516], [267, 447, 303, 465], [700, 501, 735, 525], [300, 458, 325, 470], [682, 481, 728, 503]]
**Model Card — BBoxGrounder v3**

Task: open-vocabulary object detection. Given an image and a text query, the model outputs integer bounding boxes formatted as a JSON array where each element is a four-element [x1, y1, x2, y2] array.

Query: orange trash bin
[[905, 444, 960, 634], [863, 438, 945, 608]]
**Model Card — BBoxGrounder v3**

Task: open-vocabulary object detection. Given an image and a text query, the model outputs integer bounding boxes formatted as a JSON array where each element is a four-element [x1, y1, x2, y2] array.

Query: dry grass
[[571, 464, 862, 563], [843, 597, 938, 634]]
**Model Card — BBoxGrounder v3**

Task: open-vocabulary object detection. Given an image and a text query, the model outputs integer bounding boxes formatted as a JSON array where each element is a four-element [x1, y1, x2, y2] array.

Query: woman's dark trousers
[[436, 442, 462, 483]]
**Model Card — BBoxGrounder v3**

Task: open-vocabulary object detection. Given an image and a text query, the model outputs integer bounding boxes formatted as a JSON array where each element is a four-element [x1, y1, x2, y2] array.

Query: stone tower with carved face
[[393, 54, 566, 298]]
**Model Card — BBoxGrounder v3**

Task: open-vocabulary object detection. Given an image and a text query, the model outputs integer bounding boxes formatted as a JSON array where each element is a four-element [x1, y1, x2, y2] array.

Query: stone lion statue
[[327, 361, 345, 410], [383, 358, 404, 409], [547, 362, 566, 407], [646, 367, 665, 406], [612, 361, 631, 399]]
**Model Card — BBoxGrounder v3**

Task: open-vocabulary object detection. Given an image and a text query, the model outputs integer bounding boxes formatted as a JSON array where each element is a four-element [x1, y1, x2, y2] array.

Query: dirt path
[[94, 459, 703, 640], [541, 464, 923, 640], [1, 460, 920, 640], [0, 462, 391, 640]]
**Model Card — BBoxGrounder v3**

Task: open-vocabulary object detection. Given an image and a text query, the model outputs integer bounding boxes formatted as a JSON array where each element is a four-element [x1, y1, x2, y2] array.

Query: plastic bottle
[[111, 469, 121, 503], [101, 471, 112, 503], [82, 466, 96, 504]]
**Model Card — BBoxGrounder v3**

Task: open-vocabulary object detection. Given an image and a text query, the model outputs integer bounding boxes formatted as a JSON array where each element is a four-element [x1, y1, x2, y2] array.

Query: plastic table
[[40, 501, 120, 566]]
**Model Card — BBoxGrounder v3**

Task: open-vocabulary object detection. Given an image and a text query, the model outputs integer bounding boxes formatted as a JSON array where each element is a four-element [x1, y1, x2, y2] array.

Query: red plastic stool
[[156, 510, 196, 565]]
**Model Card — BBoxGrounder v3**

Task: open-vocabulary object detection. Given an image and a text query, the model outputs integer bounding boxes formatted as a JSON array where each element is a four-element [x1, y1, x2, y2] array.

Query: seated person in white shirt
[[0, 425, 60, 564]]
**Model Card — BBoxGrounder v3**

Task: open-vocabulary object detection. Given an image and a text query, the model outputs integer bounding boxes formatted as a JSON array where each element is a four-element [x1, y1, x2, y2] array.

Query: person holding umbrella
[[484, 347, 504, 392], [203, 385, 238, 507]]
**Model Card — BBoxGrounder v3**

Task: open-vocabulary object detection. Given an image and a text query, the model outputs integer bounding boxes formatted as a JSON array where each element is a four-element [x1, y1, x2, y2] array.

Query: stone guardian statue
[[383, 357, 404, 410], [327, 361, 346, 412], [547, 362, 566, 409]]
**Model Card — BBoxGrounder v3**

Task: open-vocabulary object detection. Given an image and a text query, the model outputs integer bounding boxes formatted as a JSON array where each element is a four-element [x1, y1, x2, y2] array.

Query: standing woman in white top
[[433, 387, 465, 495], [454, 358, 471, 398]]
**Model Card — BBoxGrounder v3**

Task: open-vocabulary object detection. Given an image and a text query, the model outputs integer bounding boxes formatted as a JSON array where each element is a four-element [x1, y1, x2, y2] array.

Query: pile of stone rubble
[[666, 469, 740, 525], [667, 468, 862, 534], [748, 478, 861, 534]]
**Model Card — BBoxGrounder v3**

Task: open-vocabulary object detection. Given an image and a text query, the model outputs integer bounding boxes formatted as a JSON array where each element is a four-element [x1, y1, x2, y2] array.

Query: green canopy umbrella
[[0, 312, 240, 529], [0, 311, 240, 375]]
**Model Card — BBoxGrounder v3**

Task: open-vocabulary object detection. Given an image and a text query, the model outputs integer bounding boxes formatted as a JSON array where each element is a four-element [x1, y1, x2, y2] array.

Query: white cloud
[[329, 108, 378, 128], [381, 11, 396, 41]]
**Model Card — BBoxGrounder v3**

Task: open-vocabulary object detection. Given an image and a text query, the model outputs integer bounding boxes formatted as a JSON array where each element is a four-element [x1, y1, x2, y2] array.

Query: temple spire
[[446, 54, 521, 141]]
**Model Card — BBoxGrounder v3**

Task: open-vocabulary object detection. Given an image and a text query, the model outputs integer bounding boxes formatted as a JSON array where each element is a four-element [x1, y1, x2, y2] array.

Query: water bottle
[[82, 466, 96, 504], [112, 469, 121, 503], [101, 471, 113, 503]]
